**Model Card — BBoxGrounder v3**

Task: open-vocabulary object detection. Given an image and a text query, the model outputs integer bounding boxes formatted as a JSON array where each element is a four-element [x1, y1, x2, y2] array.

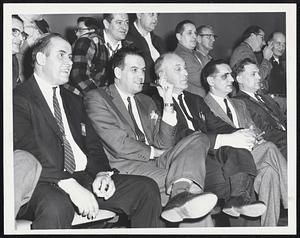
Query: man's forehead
[[244, 63, 258, 72], [124, 54, 145, 66], [167, 55, 185, 67], [216, 64, 231, 73], [111, 13, 128, 21], [183, 23, 196, 31], [273, 33, 286, 42], [49, 37, 72, 53], [201, 27, 214, 34], [12, 18, 24, 30]]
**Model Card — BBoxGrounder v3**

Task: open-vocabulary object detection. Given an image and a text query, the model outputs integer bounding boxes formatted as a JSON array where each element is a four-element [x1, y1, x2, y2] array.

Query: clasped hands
[[58, 173, 115, 220]]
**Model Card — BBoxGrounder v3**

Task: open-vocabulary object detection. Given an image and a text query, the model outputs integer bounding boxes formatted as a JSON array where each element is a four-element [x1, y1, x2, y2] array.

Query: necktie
[[106, 42, 120, 57], [254, 93, 286, 131], [178, 94, 193, 121], [53, 87, 76, 173], [127, 97, 146, 142], [223, 98, 233, 121]]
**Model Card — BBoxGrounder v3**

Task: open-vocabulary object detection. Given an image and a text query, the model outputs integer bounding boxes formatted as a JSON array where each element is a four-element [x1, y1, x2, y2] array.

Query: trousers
[[16, 173, 163, 229]]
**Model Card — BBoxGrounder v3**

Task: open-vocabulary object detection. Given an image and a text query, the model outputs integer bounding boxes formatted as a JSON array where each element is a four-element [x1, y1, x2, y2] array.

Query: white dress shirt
[[209, 93, 240, 128], [173, 93, 195, 130], [134, 22, 160, 62], [35, 73, 87, 171]]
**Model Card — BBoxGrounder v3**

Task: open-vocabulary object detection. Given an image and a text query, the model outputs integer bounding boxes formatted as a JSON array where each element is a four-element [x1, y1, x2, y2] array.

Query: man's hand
[[152, 148, 165, 158], [217, 129, 256, 151], [58, 178, 99, 219], [263, 42, 273, 60], [156, 76, 174, 104], [92, 173, 116, 200]]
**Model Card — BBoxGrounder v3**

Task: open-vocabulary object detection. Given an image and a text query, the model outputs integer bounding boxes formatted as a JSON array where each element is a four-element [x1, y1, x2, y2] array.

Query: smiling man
[[69, 14, 132, 95], [84, 47, 218, 224], [174, 20, 207, 97], [14, 33, 164, 229]]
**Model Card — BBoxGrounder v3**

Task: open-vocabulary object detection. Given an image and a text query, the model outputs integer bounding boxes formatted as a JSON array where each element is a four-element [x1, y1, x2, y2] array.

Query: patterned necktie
[[178, 94, 193, 121], [223, 98, 233, 121], [127, 97, 146, 142], [106, 42, 120, 57], [53, 87, 76, 173], [254, 93, 286, 131]]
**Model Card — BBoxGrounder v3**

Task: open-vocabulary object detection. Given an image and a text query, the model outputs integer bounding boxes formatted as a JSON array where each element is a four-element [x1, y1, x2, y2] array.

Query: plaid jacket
[[69, 31, 132, 95]]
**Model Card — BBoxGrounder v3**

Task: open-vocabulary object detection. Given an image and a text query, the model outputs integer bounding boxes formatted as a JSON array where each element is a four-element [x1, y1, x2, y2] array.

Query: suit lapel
[[29, 77, 63, 141], [204, 93, 235, 127], [110, 84, 136, 134]]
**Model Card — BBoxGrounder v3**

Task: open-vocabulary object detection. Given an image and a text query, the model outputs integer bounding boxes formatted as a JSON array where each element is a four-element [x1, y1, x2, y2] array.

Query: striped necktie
[[223, 98, 233, 121], [53, 87, 76, 173]]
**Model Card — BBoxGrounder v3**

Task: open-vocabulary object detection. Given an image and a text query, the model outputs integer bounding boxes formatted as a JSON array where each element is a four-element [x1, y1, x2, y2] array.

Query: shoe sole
[[161, 193, 218, 222], [235, 203, 267, 217]]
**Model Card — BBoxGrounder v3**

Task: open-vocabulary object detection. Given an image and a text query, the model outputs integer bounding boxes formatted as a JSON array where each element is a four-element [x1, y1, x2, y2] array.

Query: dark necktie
[[178, 94, 193, 122], [127, 97, 146, 142], [223, 98, 233, 121], [53, 87, 76, 173]]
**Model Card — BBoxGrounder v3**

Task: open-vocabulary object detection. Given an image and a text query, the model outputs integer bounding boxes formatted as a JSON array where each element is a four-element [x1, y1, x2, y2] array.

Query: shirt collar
[[115, 83, 133, 105], [103, 29, 122, 50], [241, 90, 256, 99], [134, 21, 150, 38]]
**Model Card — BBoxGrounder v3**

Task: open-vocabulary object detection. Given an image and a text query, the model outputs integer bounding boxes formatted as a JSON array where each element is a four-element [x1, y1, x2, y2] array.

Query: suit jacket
[[267, 56, 286, 95], [168, 91, 236, 148], [126, 23, 165, 85], [204, 93, 259, 131], [234, 90, 287, 143], [13, 76, 112, 184], [84, 84, 176, 173], [230, 42, 272, 81], [174, 44, 206, 97]]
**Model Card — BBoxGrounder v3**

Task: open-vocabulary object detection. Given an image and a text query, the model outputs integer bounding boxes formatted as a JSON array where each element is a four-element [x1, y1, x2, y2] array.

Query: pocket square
[[80, 122, 86, 136], [150, 110, 159, 125]]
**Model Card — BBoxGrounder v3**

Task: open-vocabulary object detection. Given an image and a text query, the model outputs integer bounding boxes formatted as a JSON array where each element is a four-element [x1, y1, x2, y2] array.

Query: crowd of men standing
[[12, 13, 288, 229]]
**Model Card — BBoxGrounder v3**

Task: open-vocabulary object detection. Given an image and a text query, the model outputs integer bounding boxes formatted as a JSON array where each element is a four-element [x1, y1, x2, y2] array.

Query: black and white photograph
[[3, 2, 297, 235]]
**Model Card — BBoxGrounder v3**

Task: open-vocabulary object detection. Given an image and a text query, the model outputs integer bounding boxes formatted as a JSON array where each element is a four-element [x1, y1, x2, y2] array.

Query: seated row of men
[[13, 32, 287, 229]]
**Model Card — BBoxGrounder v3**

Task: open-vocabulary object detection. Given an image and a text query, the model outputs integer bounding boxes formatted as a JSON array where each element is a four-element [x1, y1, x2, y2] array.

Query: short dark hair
[[241, 25, 264, 41], [77, 17, 99, 30], [103, 14, 115, 23], [111, 46, 144, 71], [196, 25, 213, 35], [175, 20, 195, 34], [231, 58, 257, 79], [12, 14, 23, 23], [201, 59, 228, 93], [32, 33, 67, 65]]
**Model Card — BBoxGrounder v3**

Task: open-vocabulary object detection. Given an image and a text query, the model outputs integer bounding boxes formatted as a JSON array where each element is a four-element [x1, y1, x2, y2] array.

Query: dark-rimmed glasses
[[12, 28, 28, 40]]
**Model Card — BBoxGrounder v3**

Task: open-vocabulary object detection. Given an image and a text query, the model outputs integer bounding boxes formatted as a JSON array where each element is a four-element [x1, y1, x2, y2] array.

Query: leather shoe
[[222, 201, 266, 217], [161, 191, 217, 222]]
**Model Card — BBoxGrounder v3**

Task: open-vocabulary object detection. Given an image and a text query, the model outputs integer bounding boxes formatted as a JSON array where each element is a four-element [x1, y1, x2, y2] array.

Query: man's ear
[[36, 52, 46, 66], [103, 19, 109, 30], [207, 76, 214, 87], [136, 13, 142, 20], [236, 75, 242, 84], [175, 33, 181, 42], [114, 67, 121, 79]]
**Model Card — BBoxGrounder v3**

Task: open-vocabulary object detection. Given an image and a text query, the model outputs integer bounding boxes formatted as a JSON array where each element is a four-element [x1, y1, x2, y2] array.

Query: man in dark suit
[[126, 13, 165, 96], [202, 59, 287, 226], [266, 32, 286, 114], [153, 53, 267, 224], [232, 58, 287, 159], [14, 33, 164, 229], [84, 47, 218, 224]]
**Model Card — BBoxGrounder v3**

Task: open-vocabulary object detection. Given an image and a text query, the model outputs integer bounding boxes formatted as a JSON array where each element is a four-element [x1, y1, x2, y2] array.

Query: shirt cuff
[[162, 110, 177, 126], [214, 134, 223, 149], [150, 146, 155, 159]]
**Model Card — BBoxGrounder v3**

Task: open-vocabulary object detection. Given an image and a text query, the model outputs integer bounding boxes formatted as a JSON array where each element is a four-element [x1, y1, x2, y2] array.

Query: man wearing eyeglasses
[[230, 26, 273, 93], [12, 15, 26, 89], [69, 14, 132, 95], [174, 20, 207, 97], [196, 25, 216, 67]]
